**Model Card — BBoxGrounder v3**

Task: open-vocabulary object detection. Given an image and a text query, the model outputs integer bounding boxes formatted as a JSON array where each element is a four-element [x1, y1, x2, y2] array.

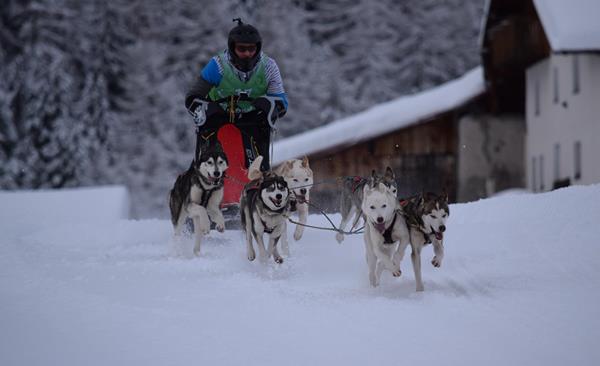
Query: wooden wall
[[306, 113, 458, 212], [481, 0, 550, 114]]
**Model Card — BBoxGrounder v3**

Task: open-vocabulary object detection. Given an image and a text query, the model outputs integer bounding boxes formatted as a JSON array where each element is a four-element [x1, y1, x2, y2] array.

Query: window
[[540, 155, 545, 191], [574, 141, 582, 180], [573, 55, 580, 94], [534, 80, 540, 116], [554, 143, 560, 181], [532, 156, 537, 192], [553, 67, 559, 104]]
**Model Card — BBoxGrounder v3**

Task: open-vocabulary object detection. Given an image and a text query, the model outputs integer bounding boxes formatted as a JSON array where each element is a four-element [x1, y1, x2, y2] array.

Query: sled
[[217, 123, 248, 208], [189, 94, 282, 224]]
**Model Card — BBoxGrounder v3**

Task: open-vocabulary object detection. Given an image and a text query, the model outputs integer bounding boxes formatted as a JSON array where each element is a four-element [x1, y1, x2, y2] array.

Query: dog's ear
[[419, 191, 426, 206], [286, 160, 294, 171], [301, 156, 310, 168], [441, 188, 448, 203], [385, 166, 395, 180], [247, 156, 264, 181]]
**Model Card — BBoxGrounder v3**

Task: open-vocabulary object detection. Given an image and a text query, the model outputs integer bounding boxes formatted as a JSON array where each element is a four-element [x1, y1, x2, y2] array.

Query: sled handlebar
[[189, 94, 283, 128]]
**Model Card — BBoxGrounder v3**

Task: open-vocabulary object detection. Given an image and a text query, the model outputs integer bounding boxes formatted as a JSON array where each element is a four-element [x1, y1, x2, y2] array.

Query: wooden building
[[272, 70, 487, 211]]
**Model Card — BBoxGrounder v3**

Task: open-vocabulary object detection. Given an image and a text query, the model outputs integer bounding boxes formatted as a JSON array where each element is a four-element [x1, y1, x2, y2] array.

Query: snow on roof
[[273, 66, 484, 164], [533, 0, 600, 52]]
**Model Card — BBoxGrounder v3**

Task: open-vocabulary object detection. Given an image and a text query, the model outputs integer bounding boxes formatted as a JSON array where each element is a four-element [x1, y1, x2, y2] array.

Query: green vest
[[208, 51, 268, 113]]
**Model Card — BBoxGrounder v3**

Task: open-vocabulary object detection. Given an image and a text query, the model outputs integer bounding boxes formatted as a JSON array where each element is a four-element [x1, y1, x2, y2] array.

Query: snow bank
[[0, 185, 129, 238]]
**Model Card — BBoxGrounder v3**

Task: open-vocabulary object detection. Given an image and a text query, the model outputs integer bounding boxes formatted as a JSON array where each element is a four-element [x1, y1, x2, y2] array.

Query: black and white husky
[[394, 192, 449, 291], [362, 180, 410, 287], [169, 140, 229, 256], [241, 156, 292, 264], [336, 167, 398, 243]]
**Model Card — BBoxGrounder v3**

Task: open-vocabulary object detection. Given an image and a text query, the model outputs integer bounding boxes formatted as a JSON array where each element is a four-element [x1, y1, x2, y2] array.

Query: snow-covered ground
[[1, 184, 599, 366]]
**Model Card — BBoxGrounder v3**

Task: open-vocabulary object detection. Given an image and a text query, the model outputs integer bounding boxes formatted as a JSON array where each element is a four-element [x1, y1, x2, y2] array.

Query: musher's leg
[[237, 111, 271, 171], [195, 110, 227, 157]]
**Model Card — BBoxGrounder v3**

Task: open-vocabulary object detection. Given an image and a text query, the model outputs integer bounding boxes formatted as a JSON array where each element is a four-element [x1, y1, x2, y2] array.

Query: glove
[[252, 97, 271, 116], [253, 97, 286, 126], [192, 104, 206, 126], [188, 99, 222, 126]]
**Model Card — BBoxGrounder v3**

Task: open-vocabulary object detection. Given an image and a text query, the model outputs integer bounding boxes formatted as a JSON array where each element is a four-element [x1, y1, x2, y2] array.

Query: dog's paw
[[416, 284, 425, 292], [392, 268, 402, 277], [335, 232, 344, 244], [215, 223, 225, 233], [293, 227, 304, 241], [274, 255, 284, 264], [247, 250, 256, 262], [193, 247, 201, 257], [431, 257, 442, 268]]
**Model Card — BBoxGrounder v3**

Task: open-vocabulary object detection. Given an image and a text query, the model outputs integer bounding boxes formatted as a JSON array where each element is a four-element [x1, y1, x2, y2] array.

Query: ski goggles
[[235, 44, 257, 53]]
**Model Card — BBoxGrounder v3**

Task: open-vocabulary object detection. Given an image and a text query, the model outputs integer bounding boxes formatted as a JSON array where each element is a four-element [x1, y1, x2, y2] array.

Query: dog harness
[[194, 174, 224, 207], [381, 213, 398, 244], [350, 176, 367, 192], [399, 196, 433, 245]]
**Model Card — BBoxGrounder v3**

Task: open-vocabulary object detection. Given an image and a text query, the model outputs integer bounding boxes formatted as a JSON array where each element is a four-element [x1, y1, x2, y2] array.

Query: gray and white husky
[[273, 156, 314, 255], [336, 167, 398, 243], [394, 192, 449, 291], [241, 156, 292, 264], [362, 180, 410, 287], [169, 140, 229, 256]]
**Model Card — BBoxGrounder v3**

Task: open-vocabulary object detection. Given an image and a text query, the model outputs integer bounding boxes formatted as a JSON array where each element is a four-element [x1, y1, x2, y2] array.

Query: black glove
[[253, 97, 286, 125], [252, 97, 271, 116]]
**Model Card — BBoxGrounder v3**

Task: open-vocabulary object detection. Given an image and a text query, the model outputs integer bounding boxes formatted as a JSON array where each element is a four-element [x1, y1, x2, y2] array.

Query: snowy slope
[[1, 185, 599, 366]]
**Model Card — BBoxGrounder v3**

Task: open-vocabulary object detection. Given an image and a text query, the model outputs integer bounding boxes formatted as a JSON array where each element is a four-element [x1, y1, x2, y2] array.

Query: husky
[[273, 156, 314, 255], [362, 181, 410, 287], [394, 192, 449, 291], [336, 167, 398, 243], [169, 139, 229, 256], [240, 156, 292, 264]]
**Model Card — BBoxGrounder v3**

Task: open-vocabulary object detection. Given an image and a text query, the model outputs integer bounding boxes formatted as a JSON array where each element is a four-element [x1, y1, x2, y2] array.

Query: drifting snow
[[1, 184, 599, 365]]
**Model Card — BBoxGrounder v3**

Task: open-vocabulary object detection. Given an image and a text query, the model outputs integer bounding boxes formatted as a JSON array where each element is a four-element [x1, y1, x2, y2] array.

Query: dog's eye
[[382, 204, 387, 208], [442, 214, 447, 218], [370, 205, 375, 210], [293, 178, 299, 182], [304, 178, 309, 182], [430, 214, 437, 219]]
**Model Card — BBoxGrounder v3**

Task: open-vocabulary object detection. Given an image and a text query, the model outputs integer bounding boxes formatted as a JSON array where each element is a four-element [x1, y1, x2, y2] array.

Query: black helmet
[[228, 18, 262, 72]]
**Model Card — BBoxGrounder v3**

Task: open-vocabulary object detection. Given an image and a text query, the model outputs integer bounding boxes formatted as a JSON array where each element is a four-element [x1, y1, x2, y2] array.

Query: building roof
[[272, 67, 484, 164], [533, 0, 600, 52]]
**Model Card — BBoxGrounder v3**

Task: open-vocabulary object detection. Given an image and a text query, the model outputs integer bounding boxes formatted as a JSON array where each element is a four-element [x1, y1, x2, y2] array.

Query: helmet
[[228, 18, 262, 72]]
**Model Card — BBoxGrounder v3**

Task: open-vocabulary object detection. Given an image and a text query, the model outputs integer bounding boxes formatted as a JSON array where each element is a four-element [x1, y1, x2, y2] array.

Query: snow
[[2, 184, 600, 365], [533, 0, 600, 52], [272, 67, 484, 164]]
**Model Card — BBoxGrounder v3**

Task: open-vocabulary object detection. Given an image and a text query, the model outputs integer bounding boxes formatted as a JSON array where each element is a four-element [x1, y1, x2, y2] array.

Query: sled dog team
[[169, 140, 449, 292]]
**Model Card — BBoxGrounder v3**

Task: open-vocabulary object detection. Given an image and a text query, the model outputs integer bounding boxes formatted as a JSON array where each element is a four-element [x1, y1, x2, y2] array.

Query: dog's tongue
[[374, 222, 386, 233], [434, 232, 443, 240]]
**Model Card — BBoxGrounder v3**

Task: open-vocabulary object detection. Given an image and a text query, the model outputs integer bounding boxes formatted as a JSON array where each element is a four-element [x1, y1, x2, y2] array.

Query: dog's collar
[[199, 173, 224, 188]]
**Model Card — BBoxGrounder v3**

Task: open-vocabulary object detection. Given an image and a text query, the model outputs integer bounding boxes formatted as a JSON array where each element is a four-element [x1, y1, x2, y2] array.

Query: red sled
[[217, 123, 250, 209]]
